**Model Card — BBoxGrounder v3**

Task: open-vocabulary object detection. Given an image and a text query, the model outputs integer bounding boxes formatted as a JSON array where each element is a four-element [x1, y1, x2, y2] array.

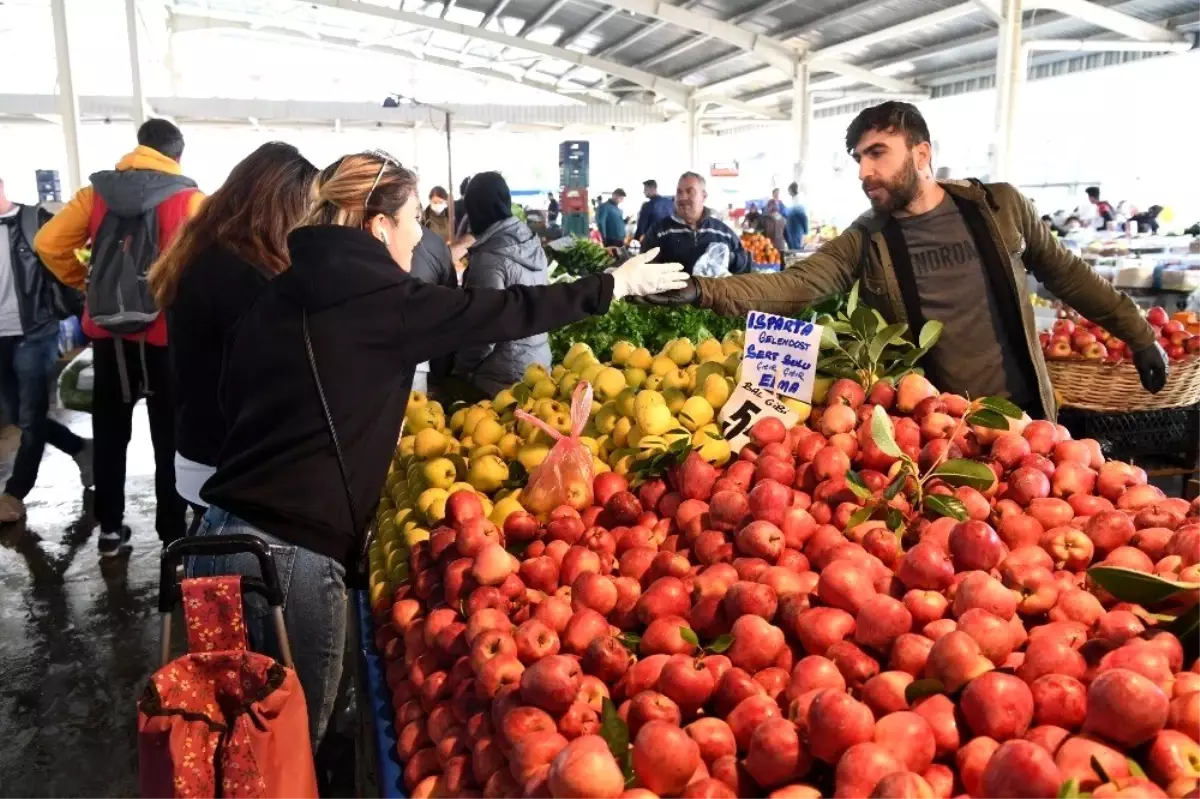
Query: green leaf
[[869, 323, 909, 364], [845, 470, 873, 501], [1169, 604, 1199, 663], [820, 325, 840, 350], [846, 280, 860, 316], [708, 634, 734, 654], [1088, 567, 1200, 606], [1058, 778, 1082, 799], [923, 494, 968, 522], [845, 505, 874, 531], [933, 458, 997, 491], [601, 698, 633, 783], [883, 474, 906, 500], [1090, 756, 1112, 787], [1127, 759, 1147, 780], [918, 320, 944, 350], [966, 408, 1011, 430], [978, 395, 1024, 419], [706, 430, 724, 440], [886, 507, 904, 532], [851, 304, 880, 343], [871, 405, 904, 458], [617, 632, 641, 653], [905, 678, 945, 704], [679, 627, 700, 647]]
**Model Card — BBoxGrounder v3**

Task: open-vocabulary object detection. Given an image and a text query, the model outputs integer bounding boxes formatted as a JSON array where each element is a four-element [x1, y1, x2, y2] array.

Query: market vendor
[[642, 102, 1167, 420], [643, 172, 756, 275]]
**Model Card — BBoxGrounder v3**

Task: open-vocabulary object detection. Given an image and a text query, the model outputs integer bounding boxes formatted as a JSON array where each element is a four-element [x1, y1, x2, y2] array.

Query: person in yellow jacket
[[35, 118, 203, 557]]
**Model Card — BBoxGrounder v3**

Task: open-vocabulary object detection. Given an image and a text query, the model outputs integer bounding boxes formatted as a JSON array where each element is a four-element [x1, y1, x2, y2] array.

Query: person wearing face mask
[[422, 185, 451, 241], [642, 102, 1165, 421], [186, 151, 687, 749]]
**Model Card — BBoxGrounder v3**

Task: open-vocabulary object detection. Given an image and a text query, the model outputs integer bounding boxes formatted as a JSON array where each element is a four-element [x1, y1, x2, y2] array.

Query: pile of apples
[[1041, 306, 1200, 363], [372, 371, 1199, 799]]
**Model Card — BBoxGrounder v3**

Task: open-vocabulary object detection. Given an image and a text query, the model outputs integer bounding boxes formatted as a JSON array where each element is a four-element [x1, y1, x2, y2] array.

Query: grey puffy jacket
[[455, 217, 551, 396]]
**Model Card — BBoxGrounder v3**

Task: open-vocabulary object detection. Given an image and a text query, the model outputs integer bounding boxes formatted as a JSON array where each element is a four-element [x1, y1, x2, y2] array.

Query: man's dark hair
[[643, 179, 657, 189], [137, 118, 185, 161], [844, 101, 931, 154], [787, 181, 798, 196], [460, 176, 472, 195], [1086, 186, 1100, 199], [612, 188, 626, 198]]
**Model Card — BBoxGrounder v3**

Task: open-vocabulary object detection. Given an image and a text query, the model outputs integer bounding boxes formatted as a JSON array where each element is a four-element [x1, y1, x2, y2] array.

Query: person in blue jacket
[[643, 172, 755, 274], [634, 179, 674, 241], [596, 189, 626, 247], [784, 181, 810, 250]]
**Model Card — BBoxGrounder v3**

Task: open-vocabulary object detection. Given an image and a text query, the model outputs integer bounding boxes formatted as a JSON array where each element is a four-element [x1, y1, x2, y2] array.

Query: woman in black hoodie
[[189, 151, 686, 748], [149, 142, 317, 531]]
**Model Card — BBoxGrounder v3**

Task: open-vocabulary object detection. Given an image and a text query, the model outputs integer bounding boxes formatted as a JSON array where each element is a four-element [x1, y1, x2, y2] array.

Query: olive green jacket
[[696, 180, 1155, 422]]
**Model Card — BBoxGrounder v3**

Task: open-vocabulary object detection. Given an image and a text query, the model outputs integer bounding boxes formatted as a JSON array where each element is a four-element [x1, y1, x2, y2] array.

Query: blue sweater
[[595, 200, 626, 245], [634, 195, 675, 240], [642, 210, 754, 274], [785, 202, 809, 249]]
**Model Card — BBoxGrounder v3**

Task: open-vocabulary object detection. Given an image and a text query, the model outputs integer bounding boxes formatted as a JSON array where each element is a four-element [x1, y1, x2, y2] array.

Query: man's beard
[[863, 155, 920, 214]]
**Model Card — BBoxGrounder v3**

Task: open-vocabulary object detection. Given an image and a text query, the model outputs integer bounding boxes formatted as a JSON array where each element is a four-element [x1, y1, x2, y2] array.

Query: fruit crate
[[1057, 403, 1200, 466]]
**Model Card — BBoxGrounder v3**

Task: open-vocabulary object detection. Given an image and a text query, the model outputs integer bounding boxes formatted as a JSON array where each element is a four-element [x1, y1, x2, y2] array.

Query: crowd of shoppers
[[4, 124, 688, 750]]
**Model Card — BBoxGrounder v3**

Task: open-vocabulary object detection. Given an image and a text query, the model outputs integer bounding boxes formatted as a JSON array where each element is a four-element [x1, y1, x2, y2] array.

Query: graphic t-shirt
[[896, 193, 1036, 408]]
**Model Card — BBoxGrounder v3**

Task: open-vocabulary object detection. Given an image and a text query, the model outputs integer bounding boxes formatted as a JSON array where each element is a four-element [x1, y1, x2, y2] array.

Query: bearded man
[[641, 101, 1165, 421]]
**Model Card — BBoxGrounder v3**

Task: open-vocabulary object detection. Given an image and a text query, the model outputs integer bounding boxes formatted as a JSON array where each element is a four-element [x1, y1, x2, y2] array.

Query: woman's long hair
[[300, 152, 419, 229], [149, 142, 317, 307]]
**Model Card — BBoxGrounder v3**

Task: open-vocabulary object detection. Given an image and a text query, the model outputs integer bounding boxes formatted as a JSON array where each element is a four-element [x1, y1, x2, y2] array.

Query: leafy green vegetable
[[549, 301, 743, 363], [548, 238, 612, 278]]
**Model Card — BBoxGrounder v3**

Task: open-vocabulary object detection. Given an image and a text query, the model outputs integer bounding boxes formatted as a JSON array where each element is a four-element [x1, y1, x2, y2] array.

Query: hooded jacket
[[34, 145, 203, 345], [201, 225, 613, 566], [695, 180, 1155, 422], [455, 216, 553, 396]]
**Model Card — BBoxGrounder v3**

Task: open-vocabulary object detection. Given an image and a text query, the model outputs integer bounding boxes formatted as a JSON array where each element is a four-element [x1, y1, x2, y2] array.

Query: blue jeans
[[0, 329, 85, 498], [187, 507, 348, 749]]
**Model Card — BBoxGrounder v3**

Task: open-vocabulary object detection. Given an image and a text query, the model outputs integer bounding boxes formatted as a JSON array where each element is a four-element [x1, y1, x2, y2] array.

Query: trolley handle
[[158, 534, 284, 613]]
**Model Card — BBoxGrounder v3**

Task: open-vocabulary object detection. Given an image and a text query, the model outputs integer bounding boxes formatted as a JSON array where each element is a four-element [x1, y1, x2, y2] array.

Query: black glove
[[637, 277, 702, 307], [1133, 341, 1169, 393]]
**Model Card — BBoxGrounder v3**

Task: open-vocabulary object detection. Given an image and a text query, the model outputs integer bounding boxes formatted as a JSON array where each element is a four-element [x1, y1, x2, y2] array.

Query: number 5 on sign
[[719, 381, 800, 454]]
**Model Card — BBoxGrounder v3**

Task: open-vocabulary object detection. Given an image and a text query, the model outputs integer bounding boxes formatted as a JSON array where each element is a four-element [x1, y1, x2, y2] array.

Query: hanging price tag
[[740, 311, 823, 403], [719, 381, 800, 454]]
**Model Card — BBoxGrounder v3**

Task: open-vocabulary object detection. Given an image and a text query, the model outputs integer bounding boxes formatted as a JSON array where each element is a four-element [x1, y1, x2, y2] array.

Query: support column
[[50, 0, 82, 192], [686, 98, 700, 172], [991, 0, 1024, 181], [791, 59, 812, 190], [126, 0, 147, 126]]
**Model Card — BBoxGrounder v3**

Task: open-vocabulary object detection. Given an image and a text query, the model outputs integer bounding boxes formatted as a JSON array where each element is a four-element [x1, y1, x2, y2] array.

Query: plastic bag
[[693, 242, 731, 277], [514, 381, 595, 517]]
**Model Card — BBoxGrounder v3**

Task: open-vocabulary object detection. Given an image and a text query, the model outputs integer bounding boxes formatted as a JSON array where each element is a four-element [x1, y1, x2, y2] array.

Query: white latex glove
[[609, 248, 689, 300]]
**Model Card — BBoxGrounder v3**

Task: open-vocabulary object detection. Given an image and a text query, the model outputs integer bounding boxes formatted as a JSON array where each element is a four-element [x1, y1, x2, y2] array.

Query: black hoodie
[[201, 225, 613, 565]]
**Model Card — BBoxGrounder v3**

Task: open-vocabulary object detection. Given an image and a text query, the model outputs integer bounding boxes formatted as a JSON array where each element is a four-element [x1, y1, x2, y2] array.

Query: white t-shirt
[[0, 205, 26, 336]]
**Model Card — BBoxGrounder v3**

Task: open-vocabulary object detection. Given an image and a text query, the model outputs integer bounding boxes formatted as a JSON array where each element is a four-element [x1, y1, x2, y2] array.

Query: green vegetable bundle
[[550, 302, 744, 362], [548, 239, 612, 278]]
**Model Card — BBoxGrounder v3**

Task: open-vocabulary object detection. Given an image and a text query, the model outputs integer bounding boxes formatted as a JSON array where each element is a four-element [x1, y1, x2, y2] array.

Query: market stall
[[354, 262, 1200, 798]]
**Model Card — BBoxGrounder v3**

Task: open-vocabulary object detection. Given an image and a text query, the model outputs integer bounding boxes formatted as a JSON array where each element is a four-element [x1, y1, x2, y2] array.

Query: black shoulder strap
[[880, 217, 944, 388], [302, 310, 368, 568], [18, 204, 41, 251]]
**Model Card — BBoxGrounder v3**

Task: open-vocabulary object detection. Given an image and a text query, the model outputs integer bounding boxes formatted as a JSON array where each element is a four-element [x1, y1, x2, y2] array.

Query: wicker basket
[[1047, 356, 1200, 412]]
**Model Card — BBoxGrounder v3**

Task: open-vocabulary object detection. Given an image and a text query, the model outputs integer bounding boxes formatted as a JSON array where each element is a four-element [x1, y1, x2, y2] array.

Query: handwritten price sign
[[718, 381, 801, 453], [739, 311, 824, 403]]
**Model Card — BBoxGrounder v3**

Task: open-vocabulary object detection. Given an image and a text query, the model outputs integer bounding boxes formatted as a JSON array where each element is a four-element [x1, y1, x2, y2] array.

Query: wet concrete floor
[[0, 405, 164, 797]]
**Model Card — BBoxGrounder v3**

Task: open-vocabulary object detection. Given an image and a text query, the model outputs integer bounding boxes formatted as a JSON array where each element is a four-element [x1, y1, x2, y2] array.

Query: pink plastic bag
[[514, 381, 595, 517]]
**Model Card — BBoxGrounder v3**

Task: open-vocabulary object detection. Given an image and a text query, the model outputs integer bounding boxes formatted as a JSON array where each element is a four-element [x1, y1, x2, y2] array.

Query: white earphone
[[380, 231, 390, 245]]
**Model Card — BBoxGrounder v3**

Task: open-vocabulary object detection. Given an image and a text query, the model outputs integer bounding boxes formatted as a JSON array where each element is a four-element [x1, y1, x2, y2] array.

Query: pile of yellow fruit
[[371, 331, 811, 604]]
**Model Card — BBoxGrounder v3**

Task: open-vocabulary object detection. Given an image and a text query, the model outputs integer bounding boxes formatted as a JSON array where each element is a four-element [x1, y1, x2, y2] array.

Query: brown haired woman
[[148, 142, 318, 529], [186, 150, 686, 748]]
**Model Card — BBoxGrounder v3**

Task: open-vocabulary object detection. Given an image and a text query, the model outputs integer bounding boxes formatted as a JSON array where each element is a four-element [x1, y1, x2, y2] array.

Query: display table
[[354, 590, 407, 799]]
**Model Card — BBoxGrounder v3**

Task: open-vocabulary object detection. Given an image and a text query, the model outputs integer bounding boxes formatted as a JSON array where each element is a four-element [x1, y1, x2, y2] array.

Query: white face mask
[[429, 201, 447, 213]]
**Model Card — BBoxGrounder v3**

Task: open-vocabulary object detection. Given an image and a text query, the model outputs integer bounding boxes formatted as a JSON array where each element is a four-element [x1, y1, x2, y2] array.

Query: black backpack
[[86, 170, 196, 335]]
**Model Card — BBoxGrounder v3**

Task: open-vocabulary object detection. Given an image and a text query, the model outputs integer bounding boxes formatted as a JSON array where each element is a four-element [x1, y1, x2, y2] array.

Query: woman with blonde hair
[[148, 141, 317, 528], [188, 150, 686, 747]]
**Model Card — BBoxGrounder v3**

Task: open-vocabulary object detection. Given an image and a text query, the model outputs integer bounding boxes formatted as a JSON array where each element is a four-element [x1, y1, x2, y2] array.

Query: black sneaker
[[98, 525, 133, 559]]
